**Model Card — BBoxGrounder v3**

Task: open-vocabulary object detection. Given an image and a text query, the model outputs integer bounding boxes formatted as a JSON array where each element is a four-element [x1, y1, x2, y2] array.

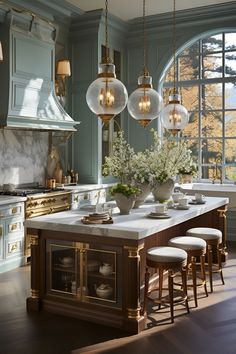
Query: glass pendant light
[[127, 0, 163, 128], [161, 0, 189, 135], [86, 0, 128, 125]]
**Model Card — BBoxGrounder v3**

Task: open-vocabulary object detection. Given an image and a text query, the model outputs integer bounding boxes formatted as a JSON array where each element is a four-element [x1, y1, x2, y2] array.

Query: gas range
[[0, 187, 65, 197]]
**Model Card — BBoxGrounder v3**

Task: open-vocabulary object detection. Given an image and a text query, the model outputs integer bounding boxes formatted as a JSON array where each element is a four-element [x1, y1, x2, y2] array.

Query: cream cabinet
[[70, 188, 107, 210], [0, 201, 25, 273]]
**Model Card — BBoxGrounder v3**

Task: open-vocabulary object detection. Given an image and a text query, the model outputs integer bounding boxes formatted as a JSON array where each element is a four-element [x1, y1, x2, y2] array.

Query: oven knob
[[33, 202, 38, 207], [41, 200, 46, 205]]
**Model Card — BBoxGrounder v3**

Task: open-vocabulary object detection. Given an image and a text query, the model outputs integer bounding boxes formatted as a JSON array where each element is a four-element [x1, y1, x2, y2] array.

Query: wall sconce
[[55, 59, 71, 97], [0, 41, 3, 61]]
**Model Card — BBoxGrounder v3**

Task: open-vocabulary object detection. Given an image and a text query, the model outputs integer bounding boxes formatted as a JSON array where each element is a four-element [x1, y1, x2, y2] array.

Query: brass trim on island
[[127, 307, 141, 319], [124, 243, 144, 258]]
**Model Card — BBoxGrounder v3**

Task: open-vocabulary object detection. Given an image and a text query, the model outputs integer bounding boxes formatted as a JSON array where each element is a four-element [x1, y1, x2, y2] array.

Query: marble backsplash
[[0, 130, 49, 186]]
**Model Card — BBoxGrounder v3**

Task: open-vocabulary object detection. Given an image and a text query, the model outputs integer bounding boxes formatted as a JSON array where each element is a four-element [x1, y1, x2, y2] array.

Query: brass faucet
[[212, 158, 223, 184]]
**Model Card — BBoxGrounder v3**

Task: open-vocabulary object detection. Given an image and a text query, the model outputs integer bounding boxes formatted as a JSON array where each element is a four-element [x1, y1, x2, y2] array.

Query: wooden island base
[[25, 198, 228, 333]]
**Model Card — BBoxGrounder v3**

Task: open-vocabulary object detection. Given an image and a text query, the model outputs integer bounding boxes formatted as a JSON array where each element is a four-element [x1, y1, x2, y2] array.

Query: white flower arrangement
[[148, 129, 195, 184], [102, 129, 195, 185]]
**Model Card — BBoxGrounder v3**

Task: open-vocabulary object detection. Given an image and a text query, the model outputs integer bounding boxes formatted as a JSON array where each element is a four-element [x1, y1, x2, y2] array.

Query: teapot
[[99, 263, 113, 276], [172, 191, 184, 203]]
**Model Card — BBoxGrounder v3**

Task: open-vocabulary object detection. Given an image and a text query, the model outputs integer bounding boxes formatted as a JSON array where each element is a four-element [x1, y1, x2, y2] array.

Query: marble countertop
[[24, 196, 228, 241], [0, 196, 27, 205], [63, 183, 115, 193]]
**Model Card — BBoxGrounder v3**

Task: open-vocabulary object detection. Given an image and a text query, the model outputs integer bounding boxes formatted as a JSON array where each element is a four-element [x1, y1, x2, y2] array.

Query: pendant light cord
[[105, 0, 109, 63], [173, 0, 177, 93], [142, 0, 148, 76]]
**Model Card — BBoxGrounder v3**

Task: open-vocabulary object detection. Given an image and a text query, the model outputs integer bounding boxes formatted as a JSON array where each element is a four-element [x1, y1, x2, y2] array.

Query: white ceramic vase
[[152, 178, 175, 202], [114, 193, 135, 215], [133, 183, 151, 208]]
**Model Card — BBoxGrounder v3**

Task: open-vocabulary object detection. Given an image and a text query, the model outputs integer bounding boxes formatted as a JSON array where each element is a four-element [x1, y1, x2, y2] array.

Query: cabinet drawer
[[6, 219, 23, 236], [5, 238, 23, 258], [0, 204, 24, 219]]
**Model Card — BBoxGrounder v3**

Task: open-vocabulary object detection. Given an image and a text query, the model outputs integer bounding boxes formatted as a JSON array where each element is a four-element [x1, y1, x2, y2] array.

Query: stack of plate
[[88, 212, 110, 221], [147, 211, 171, 219]]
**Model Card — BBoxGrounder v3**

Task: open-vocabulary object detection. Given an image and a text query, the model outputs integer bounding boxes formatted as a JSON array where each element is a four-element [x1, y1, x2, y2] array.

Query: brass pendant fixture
[[127, 0, 163, 127], [161, 0, 189, 135], [86, 0, 128, 124]]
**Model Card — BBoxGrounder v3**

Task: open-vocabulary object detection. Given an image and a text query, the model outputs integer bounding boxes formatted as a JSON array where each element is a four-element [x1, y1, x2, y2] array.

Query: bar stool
[[143, 246, 189, 323], [168, 236, 208, 307], [186, 227, 225, 292]]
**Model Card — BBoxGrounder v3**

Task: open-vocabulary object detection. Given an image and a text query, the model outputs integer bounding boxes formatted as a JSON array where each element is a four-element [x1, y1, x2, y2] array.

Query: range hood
[[0, 12, 78, 132]]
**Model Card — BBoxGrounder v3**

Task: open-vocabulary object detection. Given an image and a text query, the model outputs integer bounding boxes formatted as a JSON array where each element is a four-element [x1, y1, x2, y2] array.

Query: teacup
[[195, 193, 205, 203], [172, 192, 184, 203], [155, 203, 168, 214], [178, 197, 189, 207]]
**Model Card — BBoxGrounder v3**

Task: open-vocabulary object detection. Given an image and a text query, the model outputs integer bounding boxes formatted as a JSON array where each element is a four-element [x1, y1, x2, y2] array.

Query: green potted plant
[[178, 161, 198, 183], [109, 183, 140, 215]]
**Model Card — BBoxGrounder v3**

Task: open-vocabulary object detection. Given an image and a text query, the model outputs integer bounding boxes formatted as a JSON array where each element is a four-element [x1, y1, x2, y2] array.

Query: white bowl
[[96, 284, 113, 299]]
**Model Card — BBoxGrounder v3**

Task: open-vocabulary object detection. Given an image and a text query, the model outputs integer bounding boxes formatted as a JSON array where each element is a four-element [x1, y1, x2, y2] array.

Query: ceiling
[[67, 0, 235, 21]]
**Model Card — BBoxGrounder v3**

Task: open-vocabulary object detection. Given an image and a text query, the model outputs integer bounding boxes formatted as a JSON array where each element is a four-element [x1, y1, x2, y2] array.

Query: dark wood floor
[[1, 242, 236, 354]]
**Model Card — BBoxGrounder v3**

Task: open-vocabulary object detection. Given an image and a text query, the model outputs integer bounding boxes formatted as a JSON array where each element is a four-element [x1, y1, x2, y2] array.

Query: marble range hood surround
[[0, 9, 79, 132]]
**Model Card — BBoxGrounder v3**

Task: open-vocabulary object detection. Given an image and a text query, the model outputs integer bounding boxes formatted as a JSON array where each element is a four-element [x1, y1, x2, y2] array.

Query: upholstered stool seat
[[186, 227, 224, 292], [168, 236, 208, 307], [143, 246, 189, 323]]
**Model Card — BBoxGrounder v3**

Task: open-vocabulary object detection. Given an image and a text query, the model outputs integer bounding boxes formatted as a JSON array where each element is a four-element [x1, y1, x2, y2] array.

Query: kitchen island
[[25, 196, 228, 333]]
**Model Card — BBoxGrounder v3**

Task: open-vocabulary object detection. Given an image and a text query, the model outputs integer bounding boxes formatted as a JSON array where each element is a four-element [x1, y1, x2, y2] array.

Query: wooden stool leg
[[208, 245, 213, 292], [218, 246, 225, 285], [181, 266, 190, 314], [142, 266, 150, 315], [200, 254, 208, 297], [191, 256, 198, 307], [168, 269, 174, 323], [158, 267, 164, 310]]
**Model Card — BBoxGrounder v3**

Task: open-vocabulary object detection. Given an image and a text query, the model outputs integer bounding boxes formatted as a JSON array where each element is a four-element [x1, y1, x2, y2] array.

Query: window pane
[[202, 53, 222, 78], [181, 86, 199, 111], [182, 112, 198, 138], [179, 56, 199, 81], [201, 139, 222, 164], [164, 64, 175, 83], [225, 166, 236, 181], [181, 42, 199, 56], [225, 139, 236, 163], [201, 111, 222, 138], [225, 82, 236, 109], [225, 51, 236, 77], [225, 33, 236, 51], [202, 34, 222, 53], [225, 111, 236, 137], [202, 166, 221, 180], [202, 84, 222, 110]]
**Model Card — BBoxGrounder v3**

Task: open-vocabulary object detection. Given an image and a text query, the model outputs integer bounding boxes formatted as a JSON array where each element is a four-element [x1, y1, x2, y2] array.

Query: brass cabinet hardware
[[11, 207, 18, 214]]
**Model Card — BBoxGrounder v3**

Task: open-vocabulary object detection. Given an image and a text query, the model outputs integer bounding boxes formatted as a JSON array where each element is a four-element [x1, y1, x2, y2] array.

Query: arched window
[[161, 31, 236, 183]]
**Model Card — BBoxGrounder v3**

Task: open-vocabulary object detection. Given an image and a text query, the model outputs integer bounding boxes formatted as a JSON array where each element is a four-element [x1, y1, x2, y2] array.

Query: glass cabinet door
[[47, 241, 78, 296], [46, 240, 122, 309]]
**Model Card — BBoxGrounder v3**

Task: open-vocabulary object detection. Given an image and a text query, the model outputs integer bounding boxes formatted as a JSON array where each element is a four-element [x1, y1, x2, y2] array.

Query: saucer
[[147, 213, 171, 219], [189, 199, 206, 205], [175, 205, 190, 210], [150, 211, 168, 216]]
